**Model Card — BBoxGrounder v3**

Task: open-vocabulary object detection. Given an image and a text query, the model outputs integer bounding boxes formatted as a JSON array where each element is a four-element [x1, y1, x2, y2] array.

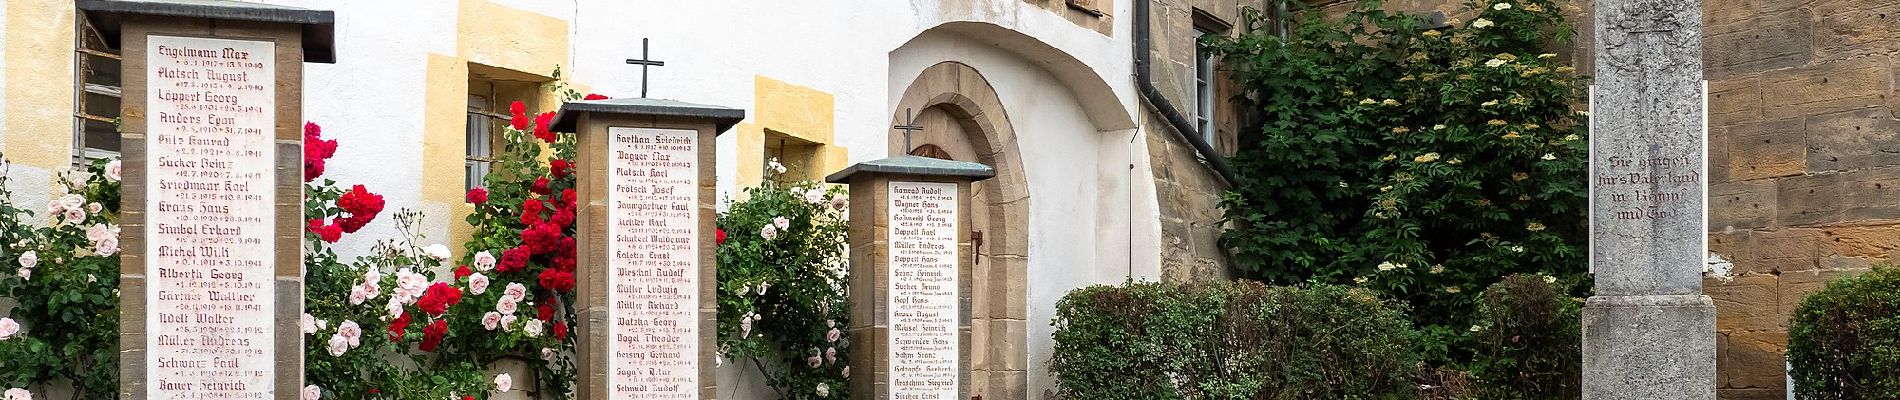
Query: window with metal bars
[[466, 91, 504, 192], [74, 10, 123, 166]]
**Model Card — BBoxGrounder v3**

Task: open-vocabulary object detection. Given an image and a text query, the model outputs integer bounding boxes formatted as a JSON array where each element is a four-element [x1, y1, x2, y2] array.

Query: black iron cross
[[893, 108, 924, 153], [624, 38, 665, 98]]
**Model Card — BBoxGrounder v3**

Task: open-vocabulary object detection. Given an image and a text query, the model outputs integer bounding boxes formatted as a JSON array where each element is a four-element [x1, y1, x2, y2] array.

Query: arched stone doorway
[[891, 61, 1031, 399]]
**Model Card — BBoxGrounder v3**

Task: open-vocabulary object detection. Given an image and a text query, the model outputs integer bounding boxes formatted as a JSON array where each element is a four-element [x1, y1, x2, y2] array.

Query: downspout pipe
[[1133, 0, 1238, 185]]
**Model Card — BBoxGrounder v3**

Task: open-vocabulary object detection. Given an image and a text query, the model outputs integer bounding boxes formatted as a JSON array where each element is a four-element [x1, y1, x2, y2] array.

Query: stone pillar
[[827, 156, 994, 400], [1583, 0, 1716, 398], [556, 98, 742, 400], [89, 1, 334, 398]]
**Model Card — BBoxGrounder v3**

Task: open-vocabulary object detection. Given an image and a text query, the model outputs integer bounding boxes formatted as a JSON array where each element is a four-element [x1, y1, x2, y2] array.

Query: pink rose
[[825, 347, 837, 363], [468, 273, 490, 295], [94, 237, 119, 257], [827, 328, 841, 343], [326, 334, 348, 357], [501, 315, 518, 332], [496, 297, 519, 315], [494, 373, 513, 393], [482, 312, 503, 330], [301, 385, 320, 400], [473, 251, 496, 271], [807, 354, 822, 368], [348, 285, 370, 305], [86, 202, 102, 214], [0, 317, 21, 340], [503, 283, 527, 303], [17, 251, 36, 269], [337, 320, 362, 347], [301, 313, 318, 334], [105, 160, 122, 182]]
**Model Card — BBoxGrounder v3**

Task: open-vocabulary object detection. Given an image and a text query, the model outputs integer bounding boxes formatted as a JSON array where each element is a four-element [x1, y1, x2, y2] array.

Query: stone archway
[[891, 61, 1031, 399]]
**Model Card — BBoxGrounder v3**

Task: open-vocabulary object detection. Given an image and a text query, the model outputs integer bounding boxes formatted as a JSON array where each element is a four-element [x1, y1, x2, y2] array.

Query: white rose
[[87, 224, 110, 242], [0, 318, 21, 340], [46, 199, 63, 214], [348, 285, 370, 305], [523, 320, 544, 337], [326, 334, 348, 357], [94, 237, 119, 257], [59, 194, 84, 212], [503, 283, 528, 303], [385, 298, 405, 319], [830, 194, 848, 211], [105, 160, 122, 182], [17, 251, 36, 269], [422, 244, 451, 262], [494, 373, 513, 393], [482, 312, 503, 330], [773, 216, 791, 230], [86, 202, 101, 214], [497, 298, 519, 315], [301, 385, 320, 400], [816, 383, 830, 398], [760, 225, 778, 241], [501, 315, 518, 332], [301, 313, 319, 334], [4, 388, 32, 400], [64, 208, 85, 224], [337, 320, 362, 347], [805, 189, 827, 204], [473, 251, 496, 271], [468, 273, 490, 295], [15, 268, 29, 281], [541, 347, 556, 360], [841, 366, 850, 378]]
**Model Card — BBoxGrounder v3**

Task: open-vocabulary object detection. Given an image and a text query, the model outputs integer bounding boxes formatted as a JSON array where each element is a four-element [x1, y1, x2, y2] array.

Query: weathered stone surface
[[1775, 173, 1843, 227], [1708, 75, 1763, 128], [1582, 295, 1718, 400], [1761, 56, 1889, 120], [1703, 8, 1811, 80], [1717, 388, 1790, 400], [1707, 275, 1779, 332], [1725, 118, 1805, 180], [1710, 180, 1775, 230], [1805, 109, 1900, 173], [1751, 229, 1821, 273], [1722, 331, 1788, 390], [1820, 224, 1900, 258], [1813, 2, 1900, 61]]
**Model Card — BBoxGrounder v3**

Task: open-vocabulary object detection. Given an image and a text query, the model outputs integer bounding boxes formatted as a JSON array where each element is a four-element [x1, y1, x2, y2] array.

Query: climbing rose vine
[[717, 161, 852, 399], [0, 156, 123, 399]]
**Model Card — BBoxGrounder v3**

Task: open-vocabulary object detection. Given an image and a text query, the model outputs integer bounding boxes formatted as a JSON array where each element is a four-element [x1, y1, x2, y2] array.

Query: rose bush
[[716, 161, 852, 399], [0, 156, 123, 399]]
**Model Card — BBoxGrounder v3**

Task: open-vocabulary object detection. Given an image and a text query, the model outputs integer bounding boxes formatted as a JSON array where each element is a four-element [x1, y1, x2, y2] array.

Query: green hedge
[[1468, 274, 1581, 399], [1788, 266, 1900, 399], [1049, 281, 1420, 399]]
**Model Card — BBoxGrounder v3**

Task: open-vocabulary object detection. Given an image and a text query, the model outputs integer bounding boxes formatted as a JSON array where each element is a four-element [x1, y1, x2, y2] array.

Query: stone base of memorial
[[1581, 295, 1716, 399], [827, 156, 993, 400], [557, 98, 742, 400], [83, 1, 335, 399]]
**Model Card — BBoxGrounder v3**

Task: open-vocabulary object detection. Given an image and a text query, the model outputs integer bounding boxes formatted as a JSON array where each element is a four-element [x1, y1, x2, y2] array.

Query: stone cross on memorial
[[1582, 0, 1715, 398], [552, 98, 742, 400], [827, 152, 993, 400], [80, 0, 336, 398]]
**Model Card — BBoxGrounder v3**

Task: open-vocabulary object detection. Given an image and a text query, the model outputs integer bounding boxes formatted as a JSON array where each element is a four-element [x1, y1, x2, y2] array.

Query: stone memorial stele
[[827, 155, 993, 400], [553, 98, 742, 400], [82, 0, 335, 398], [1582, 0, 1716, 398]]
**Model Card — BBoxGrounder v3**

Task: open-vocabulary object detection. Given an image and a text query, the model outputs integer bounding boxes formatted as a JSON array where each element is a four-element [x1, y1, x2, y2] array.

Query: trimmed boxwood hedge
[[1788, 266, 1900, 399]]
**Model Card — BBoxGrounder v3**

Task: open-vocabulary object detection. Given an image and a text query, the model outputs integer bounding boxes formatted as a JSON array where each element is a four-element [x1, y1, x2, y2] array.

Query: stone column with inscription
[[554, 98, 742, 400], [83, 1, 336, 399], [826, 156, 993, 400], [1583, 0, 1716, 398]]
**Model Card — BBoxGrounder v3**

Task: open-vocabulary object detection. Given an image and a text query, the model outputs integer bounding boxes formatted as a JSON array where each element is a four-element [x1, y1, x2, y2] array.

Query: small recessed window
[[1194, 28, 1217, 145], [74, 11, 123, 166]]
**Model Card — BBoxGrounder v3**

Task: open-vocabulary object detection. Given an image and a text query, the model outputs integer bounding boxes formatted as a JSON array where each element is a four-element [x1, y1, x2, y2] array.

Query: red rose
[[463, 397, 475, 400], [337, 185, 386, 233], [520, 199, 545, 225], [552, 255, 576, 272], [336, 215, 370, 234], [550, 159, 573, 179], [302, 122, 337, 182], [368, 389, 379, 394], [303, 159, 327, 182], [304, 121, 322, 137], [419, 319, 447, 352], [512, 113, 530, 131], [551, 207, 575, 228], [716, 228, 727, 245], [510, 101, 526, 117], [557, 237, 577, 260], [521, 223, 563, 255], [562, 188, 577, 208], [553, 321, 568, 340], [533, 112, 557, 142], [583, 93, 609, 100], [531, 177, 552, 195], [537, 268, 575, 293], [388, 311, 412, 341], [417, 282, 463, 316], [498, 246, 529, 273], [307, 219, 342, 243], [537, 301, 555, 321], [466, 188, 489, 204], [454, 265, 472, 279]]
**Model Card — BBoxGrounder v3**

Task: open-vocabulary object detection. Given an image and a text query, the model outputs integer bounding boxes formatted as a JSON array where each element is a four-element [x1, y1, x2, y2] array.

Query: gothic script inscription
[[887, 181, 960, 400], [145, 35, 277, 400], [607, 127, 700, 399]]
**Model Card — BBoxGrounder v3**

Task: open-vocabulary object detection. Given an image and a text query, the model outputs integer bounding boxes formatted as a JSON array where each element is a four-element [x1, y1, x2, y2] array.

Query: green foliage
[[1050, 280, 1420, 400], [715, 165, 852, 400], [1467, 274, 1581, 399], [1207, 0, 1592, 362], [0, 157, 122, 399], [1788, 266, 1900, 399]]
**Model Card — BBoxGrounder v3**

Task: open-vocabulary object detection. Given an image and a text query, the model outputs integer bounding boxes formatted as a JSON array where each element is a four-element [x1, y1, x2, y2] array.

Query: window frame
[[73, 10, 124, 166], [1193, 28, 1217, 145]]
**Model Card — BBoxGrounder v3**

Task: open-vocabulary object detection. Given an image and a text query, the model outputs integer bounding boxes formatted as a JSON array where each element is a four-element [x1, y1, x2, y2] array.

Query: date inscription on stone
[[145, 35, 277, 400], [888, 181, 960, 400], [607, 127, 700, 399]]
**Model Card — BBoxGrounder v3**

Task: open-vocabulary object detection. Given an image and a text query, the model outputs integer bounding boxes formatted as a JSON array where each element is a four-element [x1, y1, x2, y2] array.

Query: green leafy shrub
[[1207, 0, 1591, 361], [715, 162, 852, 400], [1467, 274, 1580, 399], [1788, 266, 1900, 399], [1050, 280, 1420, 399]]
